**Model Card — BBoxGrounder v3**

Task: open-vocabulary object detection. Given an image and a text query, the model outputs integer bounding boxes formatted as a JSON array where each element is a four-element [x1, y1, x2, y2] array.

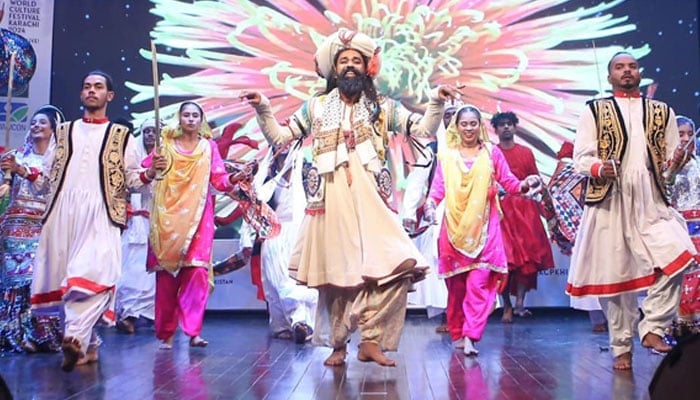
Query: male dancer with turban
[[242, 29, 460, 367], [567, 52, 695, 370], [116, 119, 159, 334]]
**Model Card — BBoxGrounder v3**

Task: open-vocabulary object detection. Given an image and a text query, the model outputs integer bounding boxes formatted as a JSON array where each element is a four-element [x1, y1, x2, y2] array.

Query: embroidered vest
[[302, 96, 395, 213], [584, 97, 670, 205], [43, 121, 131, 228]]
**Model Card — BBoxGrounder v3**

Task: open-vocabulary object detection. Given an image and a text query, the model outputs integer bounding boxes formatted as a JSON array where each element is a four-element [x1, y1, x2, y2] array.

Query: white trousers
[[64, 291, 111, 355], [599, 272, 682, 357]]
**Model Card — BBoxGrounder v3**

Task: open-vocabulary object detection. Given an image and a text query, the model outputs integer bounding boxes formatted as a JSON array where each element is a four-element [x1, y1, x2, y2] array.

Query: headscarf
[[439, 105, 495, 257], [444, 105, 490, 150], [22, 105, 65, 156], [149, 132, 212, 274], [314, 29, 381, 80]]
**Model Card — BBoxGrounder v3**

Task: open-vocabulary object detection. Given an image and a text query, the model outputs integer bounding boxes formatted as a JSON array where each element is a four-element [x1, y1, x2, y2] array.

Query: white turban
[[314, 29, 381, 80]]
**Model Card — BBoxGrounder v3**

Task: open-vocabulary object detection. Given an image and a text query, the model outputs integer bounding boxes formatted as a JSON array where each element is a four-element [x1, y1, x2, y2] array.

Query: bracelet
[[140, 170, 154, 184]]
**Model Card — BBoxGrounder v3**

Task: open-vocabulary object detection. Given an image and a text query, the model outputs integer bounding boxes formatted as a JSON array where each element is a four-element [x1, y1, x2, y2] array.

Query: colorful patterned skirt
[[0, 207, 62, 353]]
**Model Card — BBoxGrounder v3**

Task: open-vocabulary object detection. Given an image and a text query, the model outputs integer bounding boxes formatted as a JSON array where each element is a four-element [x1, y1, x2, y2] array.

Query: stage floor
[[1, 309, 661, 400]]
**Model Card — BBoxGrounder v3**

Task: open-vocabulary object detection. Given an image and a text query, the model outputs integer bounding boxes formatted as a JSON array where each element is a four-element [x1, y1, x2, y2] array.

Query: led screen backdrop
[[48, 0, 699, 309], [51, 0, 699, 176]]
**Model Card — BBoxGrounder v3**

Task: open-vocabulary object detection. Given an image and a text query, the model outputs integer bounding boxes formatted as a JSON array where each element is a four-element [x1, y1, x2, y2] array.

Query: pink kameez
[[428, 146, 522, 342], [144, 139, 234, 339]]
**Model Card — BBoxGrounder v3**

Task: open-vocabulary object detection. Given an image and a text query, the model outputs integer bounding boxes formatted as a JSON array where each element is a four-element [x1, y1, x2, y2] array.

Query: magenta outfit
[[144, 139, 234, 340], [428, 146, 522, 342]]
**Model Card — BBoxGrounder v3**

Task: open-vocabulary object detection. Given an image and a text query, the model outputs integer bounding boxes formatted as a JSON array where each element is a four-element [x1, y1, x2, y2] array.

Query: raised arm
[[208, 139, 236, 192], [242, 91, 306, 147]]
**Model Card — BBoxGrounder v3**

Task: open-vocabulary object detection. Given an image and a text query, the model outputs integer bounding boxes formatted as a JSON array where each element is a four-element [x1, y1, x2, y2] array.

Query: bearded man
[[242, 29, 460, 367]]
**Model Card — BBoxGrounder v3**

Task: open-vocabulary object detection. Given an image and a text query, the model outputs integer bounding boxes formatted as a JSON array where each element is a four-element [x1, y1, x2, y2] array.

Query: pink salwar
[[428, 146, 523, 344], [145, 139, 234, 341], [154, 268, 209, 340], [445, 269, 500, 342]]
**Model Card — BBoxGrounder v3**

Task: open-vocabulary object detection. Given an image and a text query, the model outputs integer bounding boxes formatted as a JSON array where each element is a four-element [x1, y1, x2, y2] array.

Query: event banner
[[0, 0, 54, 150]]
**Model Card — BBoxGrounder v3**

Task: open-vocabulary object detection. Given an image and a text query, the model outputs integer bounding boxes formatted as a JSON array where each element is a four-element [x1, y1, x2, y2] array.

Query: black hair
[[32, 105, 65, 132], [82, 70, 114, 91], [456, 106, 482, 124], [179, 101, 204, 115], [490, 111, 519, 129], [606, 51, 636, 74]]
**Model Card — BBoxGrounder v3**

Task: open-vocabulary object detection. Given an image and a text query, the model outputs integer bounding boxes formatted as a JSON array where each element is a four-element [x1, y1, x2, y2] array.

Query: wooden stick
[[150, 40, 161, 149]]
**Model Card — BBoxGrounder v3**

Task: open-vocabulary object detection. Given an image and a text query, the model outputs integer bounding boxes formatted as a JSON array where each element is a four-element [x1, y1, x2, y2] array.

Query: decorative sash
[[149, 137, 210, 273], [441, 147, 493, 257]]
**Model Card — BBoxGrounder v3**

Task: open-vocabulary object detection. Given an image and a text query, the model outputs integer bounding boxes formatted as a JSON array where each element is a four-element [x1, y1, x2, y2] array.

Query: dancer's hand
[[671, 144, 691, 170], [402, 218, 416, 233], [0, 153, 18, 174], [240, 91, 262, 107], [437, 84, 465, 102], [146, 153, 167, 180], [423, 200, 437, 224], [598, 159, 620, 179]]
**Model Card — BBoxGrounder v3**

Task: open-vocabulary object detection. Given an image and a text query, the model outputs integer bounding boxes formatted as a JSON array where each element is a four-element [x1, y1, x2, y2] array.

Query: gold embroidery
[[43, 122, 130, 228], [101, 124, 130, 227], [645, 100, 670, 203], [585, 98, 669, 205]]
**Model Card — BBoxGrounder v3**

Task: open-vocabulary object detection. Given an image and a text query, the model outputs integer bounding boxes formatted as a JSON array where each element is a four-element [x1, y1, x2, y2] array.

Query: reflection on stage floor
[[1, 309, 662, 399]]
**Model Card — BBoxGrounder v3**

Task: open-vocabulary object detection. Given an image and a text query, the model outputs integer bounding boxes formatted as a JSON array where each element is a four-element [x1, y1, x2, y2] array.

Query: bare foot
[[61, 337, 84, 372], [435, 324, 449, 333], [292, 322, 313, 344], [116, 317, 136, 334], [76, 345, 99, 366], [463, 337, 479, 357], [592, 323, 608, 333], [642, 333, 672, 353], [323, 346, 347, 367], [159, 336, 174, 350], [513, 308, 532, 317], [189, 336, 208, 347], [21, 340, 38, 353], [613, 352, 632, 371], [357, 342, 396, 367], [502, 306, 513, 324]]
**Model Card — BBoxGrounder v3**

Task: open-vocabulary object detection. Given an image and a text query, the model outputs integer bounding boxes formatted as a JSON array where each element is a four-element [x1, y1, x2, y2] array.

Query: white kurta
[[260, 168, 318, 334], [567, 98, 696, 297], [402, 150, 447, 317], [117, 134, 155, 321], [254, 91, 443, 288], [31, 121, 143, 336]]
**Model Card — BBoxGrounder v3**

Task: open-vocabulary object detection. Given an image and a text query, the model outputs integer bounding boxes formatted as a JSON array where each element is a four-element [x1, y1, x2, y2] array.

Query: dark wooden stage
[[1, 309, 664, 399]]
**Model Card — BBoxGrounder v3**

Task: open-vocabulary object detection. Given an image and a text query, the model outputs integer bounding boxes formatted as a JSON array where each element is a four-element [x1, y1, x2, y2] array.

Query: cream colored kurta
[[254, 92, 444, 288], [567, 98, 695, 297]]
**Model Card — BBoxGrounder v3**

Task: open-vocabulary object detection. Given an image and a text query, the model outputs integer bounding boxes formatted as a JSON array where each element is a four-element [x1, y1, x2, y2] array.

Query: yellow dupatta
[[149, 135, 211, 273], [441, 146, 493, 258]]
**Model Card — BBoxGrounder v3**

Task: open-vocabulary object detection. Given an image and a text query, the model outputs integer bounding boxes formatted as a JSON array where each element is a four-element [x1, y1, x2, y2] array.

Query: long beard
[[337, 74, 366, 98]]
